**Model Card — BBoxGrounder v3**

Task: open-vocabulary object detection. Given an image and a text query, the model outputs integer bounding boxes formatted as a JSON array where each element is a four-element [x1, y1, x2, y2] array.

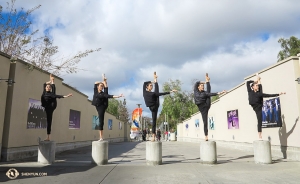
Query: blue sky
[[3, 0, 300, 118]]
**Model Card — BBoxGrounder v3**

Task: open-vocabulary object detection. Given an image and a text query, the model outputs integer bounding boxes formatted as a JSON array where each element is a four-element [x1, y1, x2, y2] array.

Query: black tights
[[96, 105, 106, 130], [197, 83, 211, 136], [45, 104, 56, 135], [253, 105, 262, 132], [198, 104, 210, 136], [149, 105, 158, 134]]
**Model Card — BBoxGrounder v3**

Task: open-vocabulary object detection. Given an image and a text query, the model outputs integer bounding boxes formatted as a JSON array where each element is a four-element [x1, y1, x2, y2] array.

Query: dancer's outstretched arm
[[55, 93, 73, 99], [261, 92, 285, 98]]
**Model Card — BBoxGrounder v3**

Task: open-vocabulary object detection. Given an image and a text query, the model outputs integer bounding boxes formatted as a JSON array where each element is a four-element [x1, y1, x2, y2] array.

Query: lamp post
[[137, 104, 141, 130]]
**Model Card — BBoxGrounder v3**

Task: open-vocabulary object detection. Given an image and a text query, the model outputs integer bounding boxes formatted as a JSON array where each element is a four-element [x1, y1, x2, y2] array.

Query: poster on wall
[[27, 98, 47, 129], [119, 122, 122, 130], [92, 115, 99, 130], [262, 97, 282, 128], [108, 119, 112, 130], [69, 109, 81, 129], [208, 116, 215, 130], [227, 109, 239, 129], [195, 119, 199, 128]]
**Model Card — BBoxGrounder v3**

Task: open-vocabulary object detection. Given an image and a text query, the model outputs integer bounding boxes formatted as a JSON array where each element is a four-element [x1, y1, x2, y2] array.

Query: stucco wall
[[178, 56, 300, 150], [0, 53, 130, 160]]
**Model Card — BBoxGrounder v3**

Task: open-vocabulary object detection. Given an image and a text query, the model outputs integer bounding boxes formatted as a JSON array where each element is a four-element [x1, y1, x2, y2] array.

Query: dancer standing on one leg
[[41, 74, 73, 141], [246, 73, 285, 139], [92, 75, 124, 141], [194, 73, 226, 141], [143, 72, 177, 142]]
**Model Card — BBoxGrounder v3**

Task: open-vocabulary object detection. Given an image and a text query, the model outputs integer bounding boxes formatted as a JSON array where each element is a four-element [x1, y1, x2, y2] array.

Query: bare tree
[[0, 0, 101, 75]]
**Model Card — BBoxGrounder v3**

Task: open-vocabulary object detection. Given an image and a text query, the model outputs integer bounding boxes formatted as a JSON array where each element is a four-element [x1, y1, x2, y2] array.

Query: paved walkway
[[0, 141, 299, 183]]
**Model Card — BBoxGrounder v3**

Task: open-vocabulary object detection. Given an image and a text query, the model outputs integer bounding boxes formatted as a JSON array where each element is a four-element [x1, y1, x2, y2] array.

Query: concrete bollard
[[200, 141, 217, 164], [253, 140, 272, 164], [92, 141, 108, 165], [170, 133, 176, 141], [38, 141, 56, 164], [146, 141, 162, 166]]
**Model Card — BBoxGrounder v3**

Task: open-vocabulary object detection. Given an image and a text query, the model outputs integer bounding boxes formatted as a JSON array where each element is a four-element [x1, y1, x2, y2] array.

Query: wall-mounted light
[[0, 78, 15, 86], [295, 77, 300, 84]]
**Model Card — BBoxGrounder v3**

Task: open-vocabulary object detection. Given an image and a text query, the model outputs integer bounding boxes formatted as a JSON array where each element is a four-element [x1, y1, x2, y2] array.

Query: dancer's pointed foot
[[50, 74, 54, 83], [205, 73, 210, 82], [205, 136, 208, 141], [44, 135, 50, 141]]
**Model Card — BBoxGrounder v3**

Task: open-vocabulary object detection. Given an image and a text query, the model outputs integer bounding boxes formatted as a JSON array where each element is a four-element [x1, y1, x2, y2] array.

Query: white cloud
[[7, 0, 300, 117]]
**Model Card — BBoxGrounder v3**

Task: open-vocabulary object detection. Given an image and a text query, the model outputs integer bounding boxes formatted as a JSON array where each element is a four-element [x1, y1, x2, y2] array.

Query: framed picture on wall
[[227, 109, 239, 129], [108, 119, 112, 130], [27, 98, 47, 129], [69, 109, 81, 129], [92, 115, 99, 130]]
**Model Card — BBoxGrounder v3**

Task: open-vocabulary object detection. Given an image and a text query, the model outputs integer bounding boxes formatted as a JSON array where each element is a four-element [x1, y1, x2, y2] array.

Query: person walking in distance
[[92, 75, 124, 141], [246, 73, 285, 139], [41, 74, 73, 141], [194, 73, 226, 141], [143, 72, 177, 142]]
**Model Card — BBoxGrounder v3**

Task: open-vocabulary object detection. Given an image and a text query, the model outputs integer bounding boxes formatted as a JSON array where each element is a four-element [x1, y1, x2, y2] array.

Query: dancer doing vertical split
[[194, 73, 226, 141], [246, 73, 285, 139], [143, 72, 177, 142], [41, 74, 73, 141], [92, 75, 124, 141]]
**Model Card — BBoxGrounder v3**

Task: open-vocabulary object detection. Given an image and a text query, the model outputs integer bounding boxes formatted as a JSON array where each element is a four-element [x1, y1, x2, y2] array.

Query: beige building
[[0, 52, 130, 161], [177, 55, 300, 161]]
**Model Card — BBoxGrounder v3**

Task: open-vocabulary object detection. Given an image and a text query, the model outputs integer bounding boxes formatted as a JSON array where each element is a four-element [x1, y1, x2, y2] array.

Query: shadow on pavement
[[0, 141, 141, 182]]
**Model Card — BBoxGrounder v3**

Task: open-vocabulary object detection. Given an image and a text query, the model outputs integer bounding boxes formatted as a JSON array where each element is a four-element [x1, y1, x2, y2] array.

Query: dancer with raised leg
[[92, 74, 124, 141], [41, 74, 73, 141], [194, 73, 226, 141], [143, 72, 177, 142], [246, 73, 285, 139]]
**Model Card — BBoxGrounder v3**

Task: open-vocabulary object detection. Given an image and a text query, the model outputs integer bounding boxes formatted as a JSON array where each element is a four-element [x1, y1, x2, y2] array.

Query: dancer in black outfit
[[194, 73, 226, 141], [143, 72, 177, 141], [246, 74, 285, 139], [41, 74, 72, 141], [92, 75, 124, 141]]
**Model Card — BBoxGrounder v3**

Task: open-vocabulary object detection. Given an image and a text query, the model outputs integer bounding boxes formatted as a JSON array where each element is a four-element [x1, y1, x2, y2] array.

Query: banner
[[27, 98, 47, 129], [130, 108, 142, 139], [262, 97, 282, 128]]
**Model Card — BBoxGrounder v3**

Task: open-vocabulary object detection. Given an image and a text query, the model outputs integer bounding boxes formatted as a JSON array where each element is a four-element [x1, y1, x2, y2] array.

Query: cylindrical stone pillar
[[38, 141, 56, 164], [200, 141, 217, 164], [146, 141, 162, 166], [92, 141, 108, 165], [253, 140, 272, 164], [170, 133, 176, 141]]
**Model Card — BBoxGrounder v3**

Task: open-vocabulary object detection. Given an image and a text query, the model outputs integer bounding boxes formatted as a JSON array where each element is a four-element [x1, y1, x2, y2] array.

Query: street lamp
[[0, 78, 15, 86], [137, 104, 141, 129]]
